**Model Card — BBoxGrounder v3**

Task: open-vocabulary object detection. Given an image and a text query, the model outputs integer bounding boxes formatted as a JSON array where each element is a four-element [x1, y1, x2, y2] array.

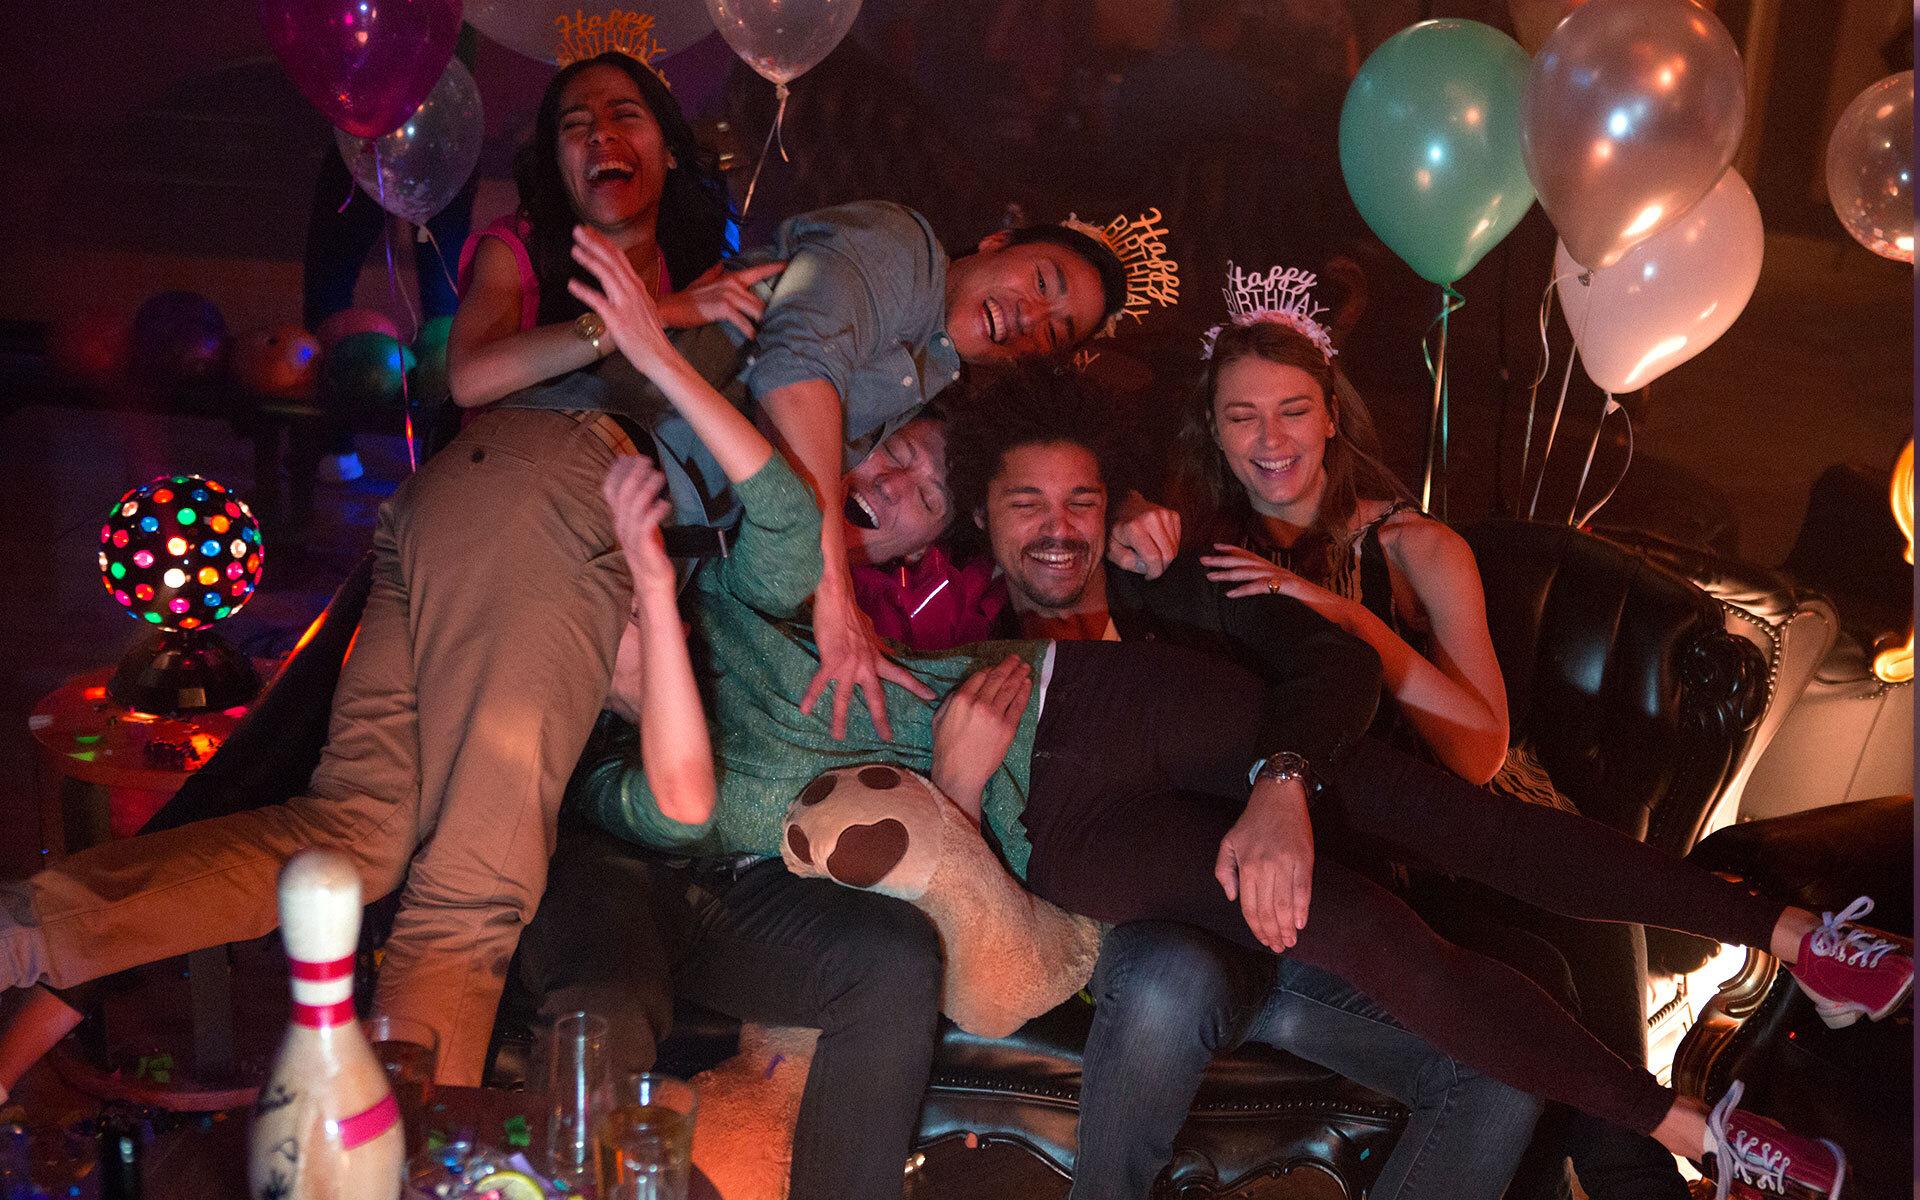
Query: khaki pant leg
[[0, 507, 424, 990], [372, 410, 631, 1083]]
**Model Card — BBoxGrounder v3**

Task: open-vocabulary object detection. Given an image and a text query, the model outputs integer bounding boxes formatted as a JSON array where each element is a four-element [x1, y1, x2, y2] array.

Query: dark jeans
[[1417, 885, 1690, 1200], [518, 822, 940, 1200], [1025, 640, 1785, 1136], [1071, 920, 1542, 1200]]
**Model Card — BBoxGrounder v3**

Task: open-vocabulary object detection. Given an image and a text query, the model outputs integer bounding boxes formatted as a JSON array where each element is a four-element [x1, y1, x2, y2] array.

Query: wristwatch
[[1251, 751, 1314, 792], [575, 310, 608, 356]]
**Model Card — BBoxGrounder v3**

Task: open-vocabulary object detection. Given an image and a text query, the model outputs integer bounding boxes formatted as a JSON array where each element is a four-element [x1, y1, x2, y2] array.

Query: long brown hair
[[1170, 320, 1410, 567]]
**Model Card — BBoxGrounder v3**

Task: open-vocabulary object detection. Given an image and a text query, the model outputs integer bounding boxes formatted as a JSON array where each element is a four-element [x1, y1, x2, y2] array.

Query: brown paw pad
[[786, 824, 814, 866], [825, 819, 909, 888]]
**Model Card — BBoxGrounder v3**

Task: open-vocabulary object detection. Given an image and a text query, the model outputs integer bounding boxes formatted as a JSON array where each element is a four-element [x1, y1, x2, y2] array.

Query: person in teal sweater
[[567, 223, 1905, 1200]]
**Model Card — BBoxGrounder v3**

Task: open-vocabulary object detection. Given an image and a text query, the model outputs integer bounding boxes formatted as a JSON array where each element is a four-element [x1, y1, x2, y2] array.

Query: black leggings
[[1023, 640, 1784, 1135]]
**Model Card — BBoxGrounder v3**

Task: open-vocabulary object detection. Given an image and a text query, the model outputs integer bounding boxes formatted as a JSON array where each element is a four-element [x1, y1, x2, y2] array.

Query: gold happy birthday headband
[[554, 8, 670, 86], [1060, 208, 1180, 337]]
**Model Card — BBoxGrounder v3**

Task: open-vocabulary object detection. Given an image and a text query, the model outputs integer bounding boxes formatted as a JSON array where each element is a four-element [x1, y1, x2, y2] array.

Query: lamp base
[[109, 628, 261, 715]]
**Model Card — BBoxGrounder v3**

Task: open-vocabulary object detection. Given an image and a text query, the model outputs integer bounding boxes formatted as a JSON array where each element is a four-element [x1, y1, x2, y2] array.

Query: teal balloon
[[321, 331, 417, 410], [409, 315, 454, 401], [1339, 20, 1536, 284]]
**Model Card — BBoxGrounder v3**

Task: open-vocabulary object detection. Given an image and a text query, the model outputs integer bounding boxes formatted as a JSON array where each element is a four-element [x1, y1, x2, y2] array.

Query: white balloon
[[334, 60, 483, 226], [702, 0, 861, 86], [1556, 168, 1763, 394]]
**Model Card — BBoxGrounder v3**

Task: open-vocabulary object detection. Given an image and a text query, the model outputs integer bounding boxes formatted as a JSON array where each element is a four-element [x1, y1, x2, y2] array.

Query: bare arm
[[1375, 517, 1509, 784], [603, 456, 717, 826], [447, 236, 608, 408]]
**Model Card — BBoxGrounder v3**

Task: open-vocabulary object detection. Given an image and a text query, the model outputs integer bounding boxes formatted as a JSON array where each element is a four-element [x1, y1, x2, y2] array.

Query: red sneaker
[[1789, 896, 1914, 1028], [1705, 1082, 1847, 1200]]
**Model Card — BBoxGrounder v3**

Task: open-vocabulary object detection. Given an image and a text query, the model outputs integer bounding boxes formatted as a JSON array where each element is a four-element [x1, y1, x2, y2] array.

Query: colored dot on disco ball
[[229, 539, 245, 557], [230, 581, 246, 597], [226, 562, 243, 580], [243, 527, 258, 543], [97, 551, 109, 571], [202, 591, 221, 607], [167, 537, 188, 557], [135, 584, 154, 601], [209, 515, 230, 534], [191, 488, 209, 502], [153, 488, 173, 504], [215, 605, 230, 618], [179, 616, 200, 629], [100, 524, 110, 543], [208, 479, 225, 492], [246, 554, 260, 573], [109, 561, 126, 580], [113, 529, 130, 548], [197, 567, 218, 586], [133, 549, 154, 568], [168, 597, 190, 615], [225, 502, 241, 519], [140, 516, 159, 533], [178, 508, 197, 526], [144, 611, 162, 624], [172, 475, 187, 484], [163, 568, 186, 589], [201, 539, 221, 557], [115, 590, 131, 606], [121, 502, 138, 517]]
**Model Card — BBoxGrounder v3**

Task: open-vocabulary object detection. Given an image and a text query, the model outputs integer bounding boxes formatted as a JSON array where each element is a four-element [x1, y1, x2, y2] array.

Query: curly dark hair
[[514, 52, 733, 324], [944, 364, 1130, 554]]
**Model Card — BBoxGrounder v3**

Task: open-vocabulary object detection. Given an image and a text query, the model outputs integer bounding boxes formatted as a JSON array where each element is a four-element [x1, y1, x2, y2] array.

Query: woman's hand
[[1107, 491, 1182, 578], [1200, 545, 1369, 634], [568, 225, 675, 372], [1215, 776, 1315, 952], [657, 261, 787, 339], [802, 585, 934, 742], [603, 455, 677, 595], [931, 654, 1033, 824]]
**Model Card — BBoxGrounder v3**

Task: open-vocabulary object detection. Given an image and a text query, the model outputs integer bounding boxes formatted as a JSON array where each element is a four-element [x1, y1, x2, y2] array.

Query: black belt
[[662, 524, 731, 560]]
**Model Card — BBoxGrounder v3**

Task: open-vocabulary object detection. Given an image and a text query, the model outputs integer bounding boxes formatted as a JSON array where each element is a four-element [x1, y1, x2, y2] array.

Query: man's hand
[[602, 456, 676, 595], [1107, 490, 1182, 579], [568, 225, 675, 372], [931, 655, 1033, 824], [656, 261, 787, 339], [802, 585, 935, 741], [1215, 776, 1315, 952]]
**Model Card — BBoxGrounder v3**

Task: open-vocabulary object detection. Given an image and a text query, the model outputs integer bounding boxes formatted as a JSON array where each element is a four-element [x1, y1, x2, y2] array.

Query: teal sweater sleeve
[[576, 745, 716, 851], [708, 454, 824, 619]]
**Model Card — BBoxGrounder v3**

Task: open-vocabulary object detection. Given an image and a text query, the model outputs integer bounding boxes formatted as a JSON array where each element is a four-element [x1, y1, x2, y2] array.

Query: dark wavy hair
[[514, 52, 733, 324], [944, 363, 1129, 555], [1169, 320, 1409, 559]]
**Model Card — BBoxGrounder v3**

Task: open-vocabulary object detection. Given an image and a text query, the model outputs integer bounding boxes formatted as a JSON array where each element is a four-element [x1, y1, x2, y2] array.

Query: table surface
[[142, 1086, 718, 1200], [31, 666, 250, 793]]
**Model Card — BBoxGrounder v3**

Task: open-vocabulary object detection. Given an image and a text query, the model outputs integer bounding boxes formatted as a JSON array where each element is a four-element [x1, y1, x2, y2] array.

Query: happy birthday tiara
[[1060, 208, 1180, 337], [1200, 262, 1337, 361], [555, 8, 670, 85]]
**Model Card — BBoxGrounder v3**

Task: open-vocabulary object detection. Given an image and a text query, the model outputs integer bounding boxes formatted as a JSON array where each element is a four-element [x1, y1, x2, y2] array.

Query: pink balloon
[[1555, 168, 1762, 393], [259, 0, 462, 139]]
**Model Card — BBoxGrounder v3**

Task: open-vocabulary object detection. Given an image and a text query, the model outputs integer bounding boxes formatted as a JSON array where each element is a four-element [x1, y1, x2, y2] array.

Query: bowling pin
[[248, 850, 404, 1200]]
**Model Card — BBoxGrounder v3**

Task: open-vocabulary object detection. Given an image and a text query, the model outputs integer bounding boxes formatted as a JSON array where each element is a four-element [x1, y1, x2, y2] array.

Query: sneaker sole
[[1797, 970, 1913, 1029]]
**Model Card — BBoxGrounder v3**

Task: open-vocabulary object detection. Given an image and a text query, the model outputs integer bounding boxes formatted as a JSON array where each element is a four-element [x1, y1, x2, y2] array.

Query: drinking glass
[[366, 1014, 438, 1152], [593, 1072, 697, 1200], [539, 1011, 611, 1187]]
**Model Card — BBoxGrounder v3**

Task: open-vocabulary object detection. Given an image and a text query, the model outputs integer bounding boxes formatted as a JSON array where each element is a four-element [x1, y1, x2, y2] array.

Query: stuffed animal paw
[[782, 764, 1102, 1037]]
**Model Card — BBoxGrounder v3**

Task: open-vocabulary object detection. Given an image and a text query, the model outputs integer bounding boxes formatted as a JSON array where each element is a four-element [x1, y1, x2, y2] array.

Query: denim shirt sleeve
[[743, 203, 946, 423]]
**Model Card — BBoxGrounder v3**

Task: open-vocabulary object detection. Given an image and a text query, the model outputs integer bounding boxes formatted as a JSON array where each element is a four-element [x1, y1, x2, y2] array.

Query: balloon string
[[1518, 270, 1561, 512], [740, 83, 791, 217], [419, 225, 460, 304], [1418, 285, 1465, 520], [1526, 273, 1590, 519], [1574, 398, 1632, 528], [374, 148, 418, 472]]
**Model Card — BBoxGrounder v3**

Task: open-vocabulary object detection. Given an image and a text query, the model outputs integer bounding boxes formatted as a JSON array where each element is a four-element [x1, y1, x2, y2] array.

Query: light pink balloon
[[1555, 168, 1762, 393], [703, 0, 861, 85]]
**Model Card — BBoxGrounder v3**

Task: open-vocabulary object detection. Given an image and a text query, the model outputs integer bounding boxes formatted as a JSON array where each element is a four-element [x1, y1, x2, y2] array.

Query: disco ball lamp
[[98, 474, 263, 713]]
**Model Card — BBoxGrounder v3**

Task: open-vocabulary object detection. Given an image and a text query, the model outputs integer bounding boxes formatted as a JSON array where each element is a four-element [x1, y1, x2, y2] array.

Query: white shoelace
[[1705, 1080, 1847, 1200], [1808, 896, 1898, 969]]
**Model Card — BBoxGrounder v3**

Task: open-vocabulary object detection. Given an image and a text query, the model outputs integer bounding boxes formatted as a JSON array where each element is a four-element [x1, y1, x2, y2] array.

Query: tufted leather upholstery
[[1672, 796, 1913, 1200]]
